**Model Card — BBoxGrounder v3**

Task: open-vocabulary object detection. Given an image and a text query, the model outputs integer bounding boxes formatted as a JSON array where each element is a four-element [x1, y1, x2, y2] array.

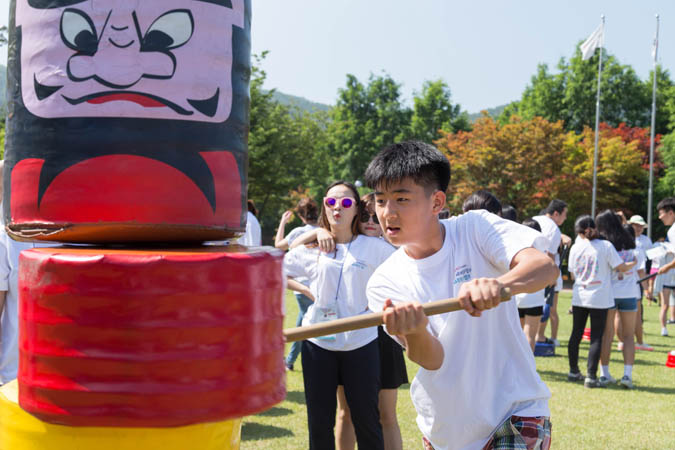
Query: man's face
[[17, 0, 244, 122], [658, 209, 675, 227], [373, 178, 442, 249], [552, 207, 567, 226], [631, 223, 645, 236]]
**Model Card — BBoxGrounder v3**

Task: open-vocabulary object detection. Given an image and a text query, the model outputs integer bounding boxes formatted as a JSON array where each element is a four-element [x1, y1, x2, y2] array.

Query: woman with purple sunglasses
[[285, 181, 395, 450]]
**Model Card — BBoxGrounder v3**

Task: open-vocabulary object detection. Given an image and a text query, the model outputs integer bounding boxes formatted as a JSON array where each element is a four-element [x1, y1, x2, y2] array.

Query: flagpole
[[591, 15, 605, 218], [647, 14, 660, 240]]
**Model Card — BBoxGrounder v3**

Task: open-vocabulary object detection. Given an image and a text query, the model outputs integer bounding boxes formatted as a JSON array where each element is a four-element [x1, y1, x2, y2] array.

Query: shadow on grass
[[285, 390, 307, 405], [256, 406, 293, 417], [241, 422, 294, 441], [537, 369, 573, 383]]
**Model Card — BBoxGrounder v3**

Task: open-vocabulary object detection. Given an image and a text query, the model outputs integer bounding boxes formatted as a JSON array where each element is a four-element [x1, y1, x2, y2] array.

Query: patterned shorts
[[421, 416, 552, 450]]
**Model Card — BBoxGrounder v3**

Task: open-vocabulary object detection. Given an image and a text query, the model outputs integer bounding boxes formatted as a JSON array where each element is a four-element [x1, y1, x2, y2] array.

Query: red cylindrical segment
[[18, 245, 285, 427]]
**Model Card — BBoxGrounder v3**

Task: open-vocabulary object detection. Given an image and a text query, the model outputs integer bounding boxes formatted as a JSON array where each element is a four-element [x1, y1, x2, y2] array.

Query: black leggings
[[568, 306, 608, 378], [301, 339, 384, 450]]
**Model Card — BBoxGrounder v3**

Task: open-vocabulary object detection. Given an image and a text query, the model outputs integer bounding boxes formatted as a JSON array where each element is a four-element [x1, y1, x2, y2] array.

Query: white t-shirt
[[533, 215, 563, 289], [285, 235, 395, 351], [611, 249, 643, 299], [238, 212, 262, 247], [516, 289, 546, 308], [0, 231, 57, 384], [635, 235, 652, 270], [285, 224, 318, 247], [568, 238, 623, 309], [367, 211, 551, 450]]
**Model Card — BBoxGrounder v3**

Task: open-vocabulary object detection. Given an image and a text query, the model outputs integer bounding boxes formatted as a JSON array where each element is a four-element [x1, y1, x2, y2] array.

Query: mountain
[[468, 103, 509, 122], [270, 90, 332, 114]]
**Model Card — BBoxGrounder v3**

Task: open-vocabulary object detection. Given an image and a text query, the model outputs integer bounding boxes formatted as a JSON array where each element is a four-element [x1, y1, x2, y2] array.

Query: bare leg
[[615, 311, 623, 345], [336, 386, 356, 450], [379, 389, 403, 450], [635, 302, 644, 345], [535, 319, 548, 342], [522, 315, 541, 352], [550, 293, 559, 340], [600, 309, 617, 367], [618, 310, 637, 366], [660, 288, 671, 329]]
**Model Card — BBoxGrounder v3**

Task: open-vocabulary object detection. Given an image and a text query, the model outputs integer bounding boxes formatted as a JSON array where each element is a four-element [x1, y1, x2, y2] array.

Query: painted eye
[[141, 9, 194, 52], [61, 8, 98, 55]]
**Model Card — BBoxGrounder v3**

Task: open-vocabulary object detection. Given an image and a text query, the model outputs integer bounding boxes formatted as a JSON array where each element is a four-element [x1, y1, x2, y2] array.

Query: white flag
[[580, 23, 604, 60]]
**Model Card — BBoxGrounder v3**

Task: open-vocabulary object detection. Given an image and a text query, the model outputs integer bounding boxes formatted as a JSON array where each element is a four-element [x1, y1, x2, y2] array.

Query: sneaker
[[617, 341, 624, 351], [567, 372, 584, 382], [662, 328, 669, 336], [619, 376, 634, 389], [598, 375, 615, 387], [636, 342, 654, 351], [285, 362, 294, 371], [551, 338, 561, 347], [584, 377, 604, 388], [667, 319, 675, 324]]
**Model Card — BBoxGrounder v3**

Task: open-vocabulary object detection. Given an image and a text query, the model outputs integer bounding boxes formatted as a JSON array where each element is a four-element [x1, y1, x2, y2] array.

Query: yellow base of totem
[[0, 381, 242, 450]]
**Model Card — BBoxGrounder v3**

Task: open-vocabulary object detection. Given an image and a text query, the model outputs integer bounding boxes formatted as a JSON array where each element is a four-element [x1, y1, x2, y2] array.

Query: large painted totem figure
[[0, 2, 287, 449], [5, 0, 251, 242]]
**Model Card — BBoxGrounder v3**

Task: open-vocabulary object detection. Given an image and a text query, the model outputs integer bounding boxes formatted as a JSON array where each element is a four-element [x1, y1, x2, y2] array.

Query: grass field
[[241, 291, 675, 449]]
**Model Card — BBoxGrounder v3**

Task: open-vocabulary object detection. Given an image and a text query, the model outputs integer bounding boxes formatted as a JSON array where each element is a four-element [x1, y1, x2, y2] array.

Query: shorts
[[613, 297, 638, 312], [518, 306, 544, 318], [421, 416, 552, 450], [377, 326, 408, 389]]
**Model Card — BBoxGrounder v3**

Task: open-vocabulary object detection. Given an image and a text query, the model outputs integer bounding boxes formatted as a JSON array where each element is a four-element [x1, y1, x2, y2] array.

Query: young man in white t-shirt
[[654, 197, 675, 336], [533, 200, 568, 347], [364, 141, 558, 450]]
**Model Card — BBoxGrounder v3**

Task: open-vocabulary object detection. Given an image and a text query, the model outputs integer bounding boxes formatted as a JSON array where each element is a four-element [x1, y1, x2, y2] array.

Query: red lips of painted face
[[86, 93, 166, 107]]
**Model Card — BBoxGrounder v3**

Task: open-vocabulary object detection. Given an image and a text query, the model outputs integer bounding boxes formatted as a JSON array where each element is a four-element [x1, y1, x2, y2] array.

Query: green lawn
[[241, 291, 675, 449]]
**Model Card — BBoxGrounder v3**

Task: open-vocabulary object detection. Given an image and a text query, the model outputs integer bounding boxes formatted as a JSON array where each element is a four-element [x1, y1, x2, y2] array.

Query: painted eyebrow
[[28, 0, 87, 8], [192, 0, 233, 7]]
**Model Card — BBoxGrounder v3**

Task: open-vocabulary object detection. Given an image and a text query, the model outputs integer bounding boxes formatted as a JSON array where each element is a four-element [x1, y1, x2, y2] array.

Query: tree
[[436, 115, 649, 235], [409, 80, 470, 144], [0, 26, 7, 47], [327, 73, 410, 183], [247, 53, 329, 242], [503, 46, 652, 133]]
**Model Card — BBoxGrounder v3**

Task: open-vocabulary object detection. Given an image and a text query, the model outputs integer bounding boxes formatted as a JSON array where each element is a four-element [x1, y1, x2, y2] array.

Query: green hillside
[[468, 103, 508, 122], [270, 90, 332, 113]]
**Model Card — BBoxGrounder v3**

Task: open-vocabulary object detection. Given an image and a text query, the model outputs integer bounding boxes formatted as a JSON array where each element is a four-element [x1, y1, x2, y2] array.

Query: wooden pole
[[284, 288, 512, 342]]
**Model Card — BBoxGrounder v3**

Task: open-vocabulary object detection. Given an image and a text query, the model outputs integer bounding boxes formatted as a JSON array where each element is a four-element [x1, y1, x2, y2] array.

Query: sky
[[1, 1, 674, 113]]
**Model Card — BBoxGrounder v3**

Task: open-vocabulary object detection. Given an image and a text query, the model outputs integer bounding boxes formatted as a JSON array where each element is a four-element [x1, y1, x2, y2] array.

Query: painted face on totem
[[17, 0, 244, 122]]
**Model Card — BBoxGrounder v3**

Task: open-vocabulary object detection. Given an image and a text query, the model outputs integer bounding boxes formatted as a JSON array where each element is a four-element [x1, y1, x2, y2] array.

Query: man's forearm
[[498, 248, 559, 296], [404, 330, 444, 370]]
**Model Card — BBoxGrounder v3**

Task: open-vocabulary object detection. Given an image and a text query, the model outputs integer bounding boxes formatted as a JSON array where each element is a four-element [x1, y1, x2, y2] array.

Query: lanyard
[[334, 237, 354, 301]]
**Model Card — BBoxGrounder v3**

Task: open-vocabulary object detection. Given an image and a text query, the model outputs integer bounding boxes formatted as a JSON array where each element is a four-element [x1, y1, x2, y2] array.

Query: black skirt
[[377, 326, 409, 389]]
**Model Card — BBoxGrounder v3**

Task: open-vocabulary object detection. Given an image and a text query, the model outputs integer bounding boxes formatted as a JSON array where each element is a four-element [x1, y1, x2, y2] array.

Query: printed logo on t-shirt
[[575, 255, 599, 283], [453, 264, 472, 285], [350, 260, 367, 270]]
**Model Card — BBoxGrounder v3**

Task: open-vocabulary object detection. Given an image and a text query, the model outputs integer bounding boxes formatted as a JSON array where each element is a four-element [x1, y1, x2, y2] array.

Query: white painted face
[[17, 0, 245, 122]]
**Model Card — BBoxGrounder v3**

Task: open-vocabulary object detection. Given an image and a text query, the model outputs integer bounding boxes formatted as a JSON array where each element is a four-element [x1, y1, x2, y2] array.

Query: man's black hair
[[522, 218, 541, 233], [656, 197, 675, 213], [365, 140, 450, 194], [545, 199, 567, 215], [501, 205, 517, 222], [462, 190, 502, 215]]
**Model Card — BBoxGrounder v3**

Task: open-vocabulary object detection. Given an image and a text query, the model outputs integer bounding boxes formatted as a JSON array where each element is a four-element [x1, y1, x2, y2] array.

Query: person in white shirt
[[274, 198, 320, 371], [363, 141, 558, 450], [654, 197, 675, 336], [595, 210, 642, 389], [533, 199, 568, 347], [238, 200, 262, 246], [284, 181, 394, 450], [627, 215, 654, 350], [516, 219, 548, 352], [566, 215, 635, 389]]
